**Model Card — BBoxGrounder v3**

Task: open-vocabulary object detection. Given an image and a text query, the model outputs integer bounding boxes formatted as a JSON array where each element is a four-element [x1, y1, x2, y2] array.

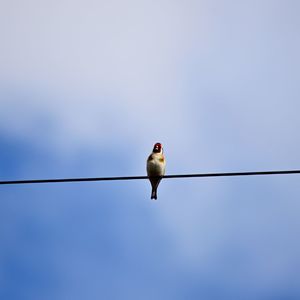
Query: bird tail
[[150, 177, 161, 200], [151, 188, 157, 200]]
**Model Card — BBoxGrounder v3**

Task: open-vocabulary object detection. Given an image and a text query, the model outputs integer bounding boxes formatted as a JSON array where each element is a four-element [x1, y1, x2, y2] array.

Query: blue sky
[[1, 0, 300, 299]]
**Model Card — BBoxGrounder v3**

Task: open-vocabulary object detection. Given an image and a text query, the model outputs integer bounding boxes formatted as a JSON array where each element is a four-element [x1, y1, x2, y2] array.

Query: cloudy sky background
[[1, 0, 300, 299]]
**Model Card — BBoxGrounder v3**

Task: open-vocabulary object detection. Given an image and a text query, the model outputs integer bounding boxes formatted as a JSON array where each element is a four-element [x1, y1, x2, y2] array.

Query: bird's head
[[153, 142, 163, 153]]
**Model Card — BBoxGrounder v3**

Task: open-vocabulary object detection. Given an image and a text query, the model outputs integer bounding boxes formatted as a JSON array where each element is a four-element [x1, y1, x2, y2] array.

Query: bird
[[146, 142, 166, 200]]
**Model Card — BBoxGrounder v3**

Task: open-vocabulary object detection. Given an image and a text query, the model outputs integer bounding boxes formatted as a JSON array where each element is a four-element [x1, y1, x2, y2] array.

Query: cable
[[0, 169, 300, 185]]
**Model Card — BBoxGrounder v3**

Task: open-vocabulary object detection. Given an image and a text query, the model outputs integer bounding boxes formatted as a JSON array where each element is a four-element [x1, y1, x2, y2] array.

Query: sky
[[1, 0, 300, 299]]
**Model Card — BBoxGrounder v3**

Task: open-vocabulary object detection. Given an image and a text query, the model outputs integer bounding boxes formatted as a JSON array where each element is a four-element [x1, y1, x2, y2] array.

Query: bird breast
[[147, 154, 166, 176]]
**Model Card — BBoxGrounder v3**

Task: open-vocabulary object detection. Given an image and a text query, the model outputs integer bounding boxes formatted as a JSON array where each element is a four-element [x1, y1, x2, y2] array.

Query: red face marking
[[153, 143, 162, 153]]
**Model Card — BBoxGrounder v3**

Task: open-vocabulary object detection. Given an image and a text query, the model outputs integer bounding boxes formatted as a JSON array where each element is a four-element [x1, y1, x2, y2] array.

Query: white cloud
[[0, 0, 208, 157]]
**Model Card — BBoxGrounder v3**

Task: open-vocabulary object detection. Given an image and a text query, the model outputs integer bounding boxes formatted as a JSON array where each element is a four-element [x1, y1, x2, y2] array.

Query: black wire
[[0, 169, 300, 185]]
